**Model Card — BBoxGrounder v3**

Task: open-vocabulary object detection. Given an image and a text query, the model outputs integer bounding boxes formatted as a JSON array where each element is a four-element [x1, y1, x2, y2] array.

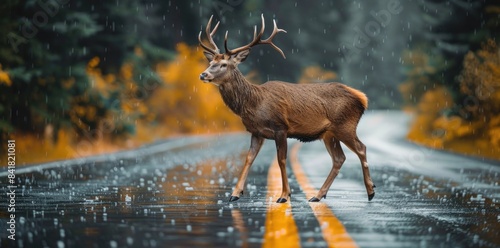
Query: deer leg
[[342, 136, 376, 201], [309, 135, 346, 202], [275, 131, 291, 203], [229, 134, 264, 202]]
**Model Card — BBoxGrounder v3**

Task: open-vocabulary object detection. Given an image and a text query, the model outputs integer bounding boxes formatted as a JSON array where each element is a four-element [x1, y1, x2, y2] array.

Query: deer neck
[[218, 70, 261, 116]]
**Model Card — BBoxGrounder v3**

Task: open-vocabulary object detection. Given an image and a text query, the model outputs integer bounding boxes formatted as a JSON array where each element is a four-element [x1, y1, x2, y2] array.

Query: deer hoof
[[276, 197, 288, 203], [228, 196, 240, 202], [308, 194, 326, 202], [368, 192, 375, 201]]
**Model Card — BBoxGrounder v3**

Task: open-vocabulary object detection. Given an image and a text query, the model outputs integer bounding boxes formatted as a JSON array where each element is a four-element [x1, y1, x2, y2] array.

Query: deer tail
[[345, 86, 368, 110]]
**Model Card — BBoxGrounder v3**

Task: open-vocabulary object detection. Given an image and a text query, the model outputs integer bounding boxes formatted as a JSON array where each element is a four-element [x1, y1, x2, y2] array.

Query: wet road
[[1, 111, 499, 248]]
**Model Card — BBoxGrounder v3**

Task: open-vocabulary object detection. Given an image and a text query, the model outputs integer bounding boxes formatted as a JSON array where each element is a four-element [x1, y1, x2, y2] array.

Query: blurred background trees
[[401, 0, 500, 158], [1, 0, 499, 163]]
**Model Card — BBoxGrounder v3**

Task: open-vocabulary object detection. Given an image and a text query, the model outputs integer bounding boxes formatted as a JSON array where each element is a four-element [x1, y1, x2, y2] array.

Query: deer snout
[[199, 72, 214, 82]]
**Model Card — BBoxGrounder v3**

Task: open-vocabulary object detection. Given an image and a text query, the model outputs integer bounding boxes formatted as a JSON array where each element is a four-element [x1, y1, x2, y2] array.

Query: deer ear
[[204, 51, 215, 62], [231, 49, 251, 64]]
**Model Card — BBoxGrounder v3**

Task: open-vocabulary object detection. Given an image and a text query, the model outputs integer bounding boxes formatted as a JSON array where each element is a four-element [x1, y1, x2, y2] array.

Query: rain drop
[[57, 241, 65, 248]]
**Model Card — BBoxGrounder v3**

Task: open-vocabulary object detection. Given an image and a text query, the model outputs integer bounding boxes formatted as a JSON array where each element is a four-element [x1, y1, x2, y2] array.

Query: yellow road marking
[[290, 143, 358, 248], [263, 159, 301, 248], [231, 209, 249, 248]]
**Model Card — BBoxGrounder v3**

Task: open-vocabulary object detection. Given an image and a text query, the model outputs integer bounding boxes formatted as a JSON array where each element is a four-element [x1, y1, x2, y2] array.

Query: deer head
[[198, 14, 287, 85]]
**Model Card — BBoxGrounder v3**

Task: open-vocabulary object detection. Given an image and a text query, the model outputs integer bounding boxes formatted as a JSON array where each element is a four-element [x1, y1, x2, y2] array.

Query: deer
[[198, 14, 375, 203]]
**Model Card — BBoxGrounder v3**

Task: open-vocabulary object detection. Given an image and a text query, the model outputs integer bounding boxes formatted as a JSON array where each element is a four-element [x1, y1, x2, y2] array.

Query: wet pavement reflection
[[1, 112, 499, 248]]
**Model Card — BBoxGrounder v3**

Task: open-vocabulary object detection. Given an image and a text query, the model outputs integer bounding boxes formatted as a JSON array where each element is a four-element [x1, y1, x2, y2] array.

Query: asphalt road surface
[[1, 111, 499, 248]]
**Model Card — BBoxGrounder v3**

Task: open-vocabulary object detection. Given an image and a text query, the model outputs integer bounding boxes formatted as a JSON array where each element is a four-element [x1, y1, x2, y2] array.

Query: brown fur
[[211, 68, 375, 203], [345, 86, 368, 109], [218, 70, 367, 142]]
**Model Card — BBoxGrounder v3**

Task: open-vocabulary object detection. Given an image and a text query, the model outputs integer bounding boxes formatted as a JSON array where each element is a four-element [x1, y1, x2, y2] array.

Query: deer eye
[[220, 63, 228, 68]]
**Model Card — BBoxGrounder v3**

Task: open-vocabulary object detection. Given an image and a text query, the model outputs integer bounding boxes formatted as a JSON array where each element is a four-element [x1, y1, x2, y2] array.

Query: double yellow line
[[263, 143, 357, 248], [262, 155, 300, 248]]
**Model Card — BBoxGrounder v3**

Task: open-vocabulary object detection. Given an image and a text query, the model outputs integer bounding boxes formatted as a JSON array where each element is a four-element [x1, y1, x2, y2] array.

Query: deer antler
[[198, 15, 220, 55], [224, 14, 287, 59]]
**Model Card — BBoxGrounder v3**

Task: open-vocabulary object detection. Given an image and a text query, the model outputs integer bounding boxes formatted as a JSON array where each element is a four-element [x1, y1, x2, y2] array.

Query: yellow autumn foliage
[[459, 39, 500, 147], [86, 56, 119, 98], [0, 64, 12, 86], [13, 129, 74, 164], [406, 87, 453, 148], [145, 43, 243, 136], [460, 40, 500, 115], [432, 116, 480, 142], [298, 66, 337, 84], [405, 40, 500, 159], [399, 50, 442, 109]]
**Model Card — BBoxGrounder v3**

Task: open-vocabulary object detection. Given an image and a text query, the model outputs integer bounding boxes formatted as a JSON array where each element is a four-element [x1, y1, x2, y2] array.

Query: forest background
[[1, 0, 499, 164]]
